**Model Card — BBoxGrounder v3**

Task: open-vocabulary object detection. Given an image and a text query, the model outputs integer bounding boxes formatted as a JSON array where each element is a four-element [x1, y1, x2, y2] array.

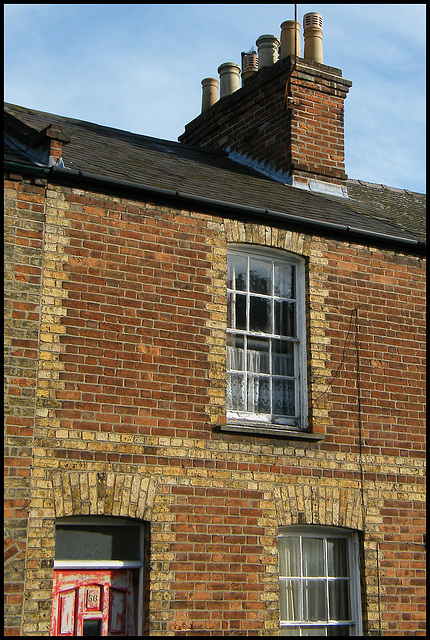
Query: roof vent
[[256, 34, 280, 68], [303, 12, 323, 30], [241, 49, 258, 83], [218, 62, 241, 98], [303, 12, 323, 63]]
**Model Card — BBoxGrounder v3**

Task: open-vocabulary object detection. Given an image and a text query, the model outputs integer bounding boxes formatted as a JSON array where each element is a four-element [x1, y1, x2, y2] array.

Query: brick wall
[[4, 178, 426, 635], [4, 176, 46, 634]]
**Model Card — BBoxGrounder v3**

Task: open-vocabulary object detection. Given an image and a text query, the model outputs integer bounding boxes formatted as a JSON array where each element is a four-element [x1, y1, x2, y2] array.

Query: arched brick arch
[[274, 483, 366, 531], [224, 219, 310, 255], [51, 471, 158, 521]]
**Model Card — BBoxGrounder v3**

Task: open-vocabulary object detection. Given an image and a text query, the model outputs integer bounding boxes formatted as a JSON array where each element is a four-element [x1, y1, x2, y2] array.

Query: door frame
[[52, 516, 145, 636]]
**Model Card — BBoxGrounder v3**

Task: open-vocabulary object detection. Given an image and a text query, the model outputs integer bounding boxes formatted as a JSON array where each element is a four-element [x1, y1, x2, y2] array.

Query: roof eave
[[4, 159, 426, 256]]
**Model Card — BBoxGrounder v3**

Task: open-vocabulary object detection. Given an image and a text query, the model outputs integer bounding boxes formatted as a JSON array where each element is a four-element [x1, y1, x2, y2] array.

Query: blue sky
[[4, 4, 426, 193]]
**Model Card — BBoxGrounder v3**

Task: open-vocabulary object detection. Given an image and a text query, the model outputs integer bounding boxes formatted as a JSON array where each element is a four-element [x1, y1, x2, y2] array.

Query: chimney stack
[[303, 12, 323, 63], [256, 34, 280, 68], [201, 77, 219, 113], [181, 12, 351, 196], [218, 62, 241, 98], [280, 20, 301, 59]]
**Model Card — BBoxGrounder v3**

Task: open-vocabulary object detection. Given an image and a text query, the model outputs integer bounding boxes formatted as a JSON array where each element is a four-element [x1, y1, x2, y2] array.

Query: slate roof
[[4, 103, 426, 244], [346, 180, 426, 241]]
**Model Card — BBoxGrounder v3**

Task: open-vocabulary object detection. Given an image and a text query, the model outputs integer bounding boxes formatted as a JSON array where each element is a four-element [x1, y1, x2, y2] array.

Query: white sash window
[[278, 527, 363, 636], [227, 247, 307, 429]]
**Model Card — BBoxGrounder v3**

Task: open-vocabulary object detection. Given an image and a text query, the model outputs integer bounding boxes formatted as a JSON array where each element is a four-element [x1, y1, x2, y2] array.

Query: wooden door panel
[[51, 570, 134, 636], [59, 588, 78, 635]]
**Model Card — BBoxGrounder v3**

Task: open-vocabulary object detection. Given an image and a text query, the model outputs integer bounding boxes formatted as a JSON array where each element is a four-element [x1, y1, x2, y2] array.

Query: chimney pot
[[201, 77, 219, 113], [256, 34, 280, 68], [241, 51, 259, 83], [280, 20, 301, 59], [218, 62, 241, 98], [303, 12, 323, 63]]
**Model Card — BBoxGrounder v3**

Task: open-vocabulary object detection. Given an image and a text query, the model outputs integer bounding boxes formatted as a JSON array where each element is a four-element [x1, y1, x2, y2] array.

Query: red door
[[51, 569, 135, 636]]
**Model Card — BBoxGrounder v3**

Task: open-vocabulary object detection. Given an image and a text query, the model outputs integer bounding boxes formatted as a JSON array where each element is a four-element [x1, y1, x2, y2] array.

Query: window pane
[[327, 626, 351, 636], [281, 626, 351, 636], [327, 538, 349, 577], [279, 537, 301, 577], [280, 580, 301, 621], [275, 301, 296, 336], [247, 376, 270, 413], [275, 263, 295, 298], [227, 292, 233, 328], [228, 254, 247, 291], [227, 257, 234, 289], [226, 373, 245, 411], [302, 626, 328, 636], [227, 334, 244, 371], [273, 340, 295, 376], [250, 296, 271, 333], [55, 525, 140, 561], [302, 538, 325, 576], [247, 337, 270, 374], [329, 580, 350, 620], [303, 580, 327, 621], [250, 258, 271, 294], [83, 620, 102, 636], [273, 378, 295, 416], [235, 293, 247, 330]]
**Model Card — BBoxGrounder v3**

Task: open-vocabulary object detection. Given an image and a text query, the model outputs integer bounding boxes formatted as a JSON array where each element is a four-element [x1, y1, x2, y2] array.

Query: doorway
[[51, 517, 145, 636]]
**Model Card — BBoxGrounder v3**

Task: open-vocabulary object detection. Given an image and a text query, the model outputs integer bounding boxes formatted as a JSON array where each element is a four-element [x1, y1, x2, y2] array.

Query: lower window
[[278, 527, 362, 636]]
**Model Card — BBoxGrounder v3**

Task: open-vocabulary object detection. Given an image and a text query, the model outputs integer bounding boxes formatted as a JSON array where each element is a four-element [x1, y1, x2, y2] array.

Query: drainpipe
[[281, 8, 301, 110]]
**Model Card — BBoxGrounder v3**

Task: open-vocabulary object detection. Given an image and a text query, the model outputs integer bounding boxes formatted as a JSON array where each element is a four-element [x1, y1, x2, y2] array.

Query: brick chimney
[[4, 111, 70, 167], [179, 13, 352, 196]]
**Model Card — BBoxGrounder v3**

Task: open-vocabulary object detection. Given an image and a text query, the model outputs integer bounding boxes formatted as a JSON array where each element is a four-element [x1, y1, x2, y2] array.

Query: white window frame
[[278, 526, 363, 636], [226, 245, 308, 430], [53, 516, 145, 636]]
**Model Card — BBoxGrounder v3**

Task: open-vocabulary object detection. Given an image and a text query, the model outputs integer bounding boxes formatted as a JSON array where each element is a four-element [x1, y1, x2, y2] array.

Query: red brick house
[[4, 13, 425, 636]]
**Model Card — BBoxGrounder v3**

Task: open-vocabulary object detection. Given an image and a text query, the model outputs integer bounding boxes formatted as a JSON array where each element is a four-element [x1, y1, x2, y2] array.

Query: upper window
[[227, 247, 307, 429], [278, 527, 362, 636]]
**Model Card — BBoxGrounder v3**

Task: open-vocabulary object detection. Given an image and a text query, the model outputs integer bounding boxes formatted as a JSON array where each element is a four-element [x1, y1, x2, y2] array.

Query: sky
[[4, 4, 426, 193]]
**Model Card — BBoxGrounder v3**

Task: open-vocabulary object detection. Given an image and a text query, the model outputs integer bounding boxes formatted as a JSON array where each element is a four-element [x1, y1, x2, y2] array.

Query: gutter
[[5, 160, 426, 256]]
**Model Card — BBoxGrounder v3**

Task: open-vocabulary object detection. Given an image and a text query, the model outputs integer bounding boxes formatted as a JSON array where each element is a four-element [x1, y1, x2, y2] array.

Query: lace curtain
[[227, 345, 294, 415]]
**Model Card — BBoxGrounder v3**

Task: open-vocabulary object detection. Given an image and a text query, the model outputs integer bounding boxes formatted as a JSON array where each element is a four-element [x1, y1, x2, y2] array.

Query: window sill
[[216, 423, 324, 441]]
